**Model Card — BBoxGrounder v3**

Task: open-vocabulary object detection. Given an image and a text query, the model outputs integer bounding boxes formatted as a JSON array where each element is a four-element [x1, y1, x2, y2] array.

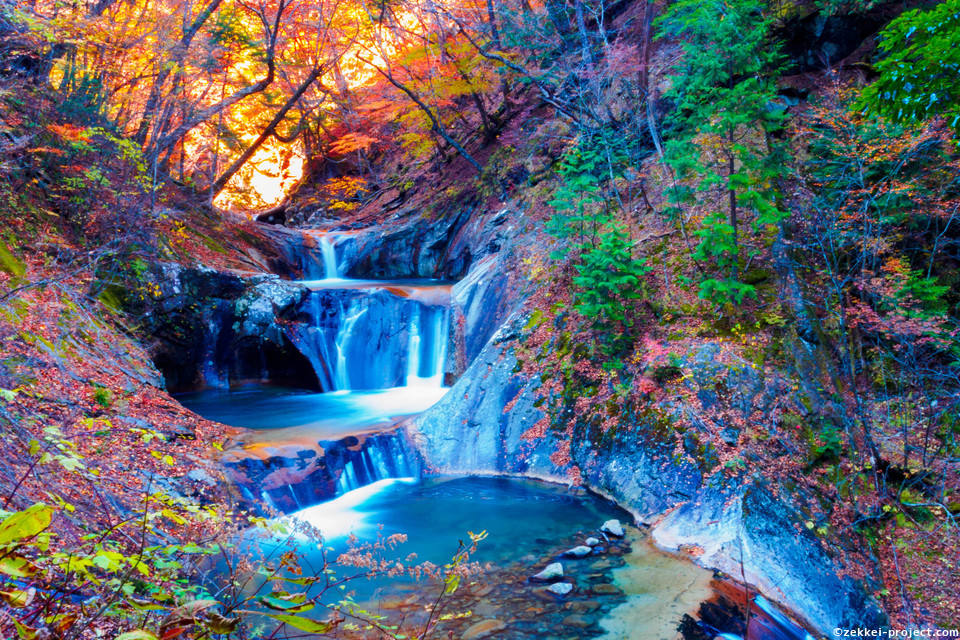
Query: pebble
[[531, 562, 563, 582], [462, 619, 506, 640], [563, 545, 593, 558], [585, 536, 601, 547], [600, 519, 625, 537], [546, 582, 574, 597], [532, 588, 558, 602]]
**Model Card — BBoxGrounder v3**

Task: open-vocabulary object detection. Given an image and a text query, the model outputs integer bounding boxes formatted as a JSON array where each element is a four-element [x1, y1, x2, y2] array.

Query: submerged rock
[[563, 545, 594, 558], [590, 583, 624, 596], [561, 613, 593, 628], [531, 562, 563, 582], [601, 519, 624, 538], [461, 618, 505, 640], [565, 599, 601, 613]]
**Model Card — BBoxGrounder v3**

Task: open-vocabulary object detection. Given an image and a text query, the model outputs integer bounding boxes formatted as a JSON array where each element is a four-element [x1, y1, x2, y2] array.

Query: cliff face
[[143, 265, 317, 392]]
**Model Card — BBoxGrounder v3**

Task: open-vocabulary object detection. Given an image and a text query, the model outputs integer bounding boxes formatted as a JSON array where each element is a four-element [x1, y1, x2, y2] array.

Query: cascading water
[[406, 307, 422, 384], [405, 305, 448, 386], [181, 231, 455, 512], [319, 234, 339, 279], [332, 298, 366, 390], [290, 284, 450, 392]]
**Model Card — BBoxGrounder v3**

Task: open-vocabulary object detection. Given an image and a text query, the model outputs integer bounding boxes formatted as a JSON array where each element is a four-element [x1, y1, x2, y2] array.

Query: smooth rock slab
[[462, 619, 506, 640], [563, 545, 594, 558], [531, 562, 564, 582], [601, 519, 624, 537]]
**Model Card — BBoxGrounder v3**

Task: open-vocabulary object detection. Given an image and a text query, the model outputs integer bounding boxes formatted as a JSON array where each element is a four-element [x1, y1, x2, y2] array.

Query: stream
[[175, 231, 816, 640]]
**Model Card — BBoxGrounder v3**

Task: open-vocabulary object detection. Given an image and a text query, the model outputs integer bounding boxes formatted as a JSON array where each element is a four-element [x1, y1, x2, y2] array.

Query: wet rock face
[[344, 211, 467, 279], [450, 254, 515, 377], [411, 324, 555, 476], [652, 482, 887, 633], [413, 322, 702, 519], [145, 265, 317, 392], [319, 201, 522, 281], [776, 9, 887, 72], [571, 410, 704, 520]]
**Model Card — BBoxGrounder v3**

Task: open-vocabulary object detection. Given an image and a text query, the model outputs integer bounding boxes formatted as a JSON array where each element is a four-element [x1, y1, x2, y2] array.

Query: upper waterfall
[[319, 234, 339, 279], [285, 233, 453, 394]]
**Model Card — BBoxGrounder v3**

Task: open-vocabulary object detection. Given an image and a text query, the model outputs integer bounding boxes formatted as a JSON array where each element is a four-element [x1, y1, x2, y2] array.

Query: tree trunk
[[545, 0, 574, 50], [486, 0, 501, 47], [134, 0, 226, 144], [357, 54, 482, 173], [209, 66, 323, 197], [727, 141, 738, 279], [575, 0, 593, 65]]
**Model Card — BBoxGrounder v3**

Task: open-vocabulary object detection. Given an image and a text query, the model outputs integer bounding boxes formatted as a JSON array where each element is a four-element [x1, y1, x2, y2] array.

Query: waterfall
[[319, 234, 339, 279], [334, 299, 366, 390], [327, 434, 420, 502], [426, 306, 448, 386], [342, 460, 360, 492], [368, 444, 390, 479], [405, 307, 422, 383], [200, 306, 229, 389], [405, 305, 448, 387], [292, 287, 450, 392]]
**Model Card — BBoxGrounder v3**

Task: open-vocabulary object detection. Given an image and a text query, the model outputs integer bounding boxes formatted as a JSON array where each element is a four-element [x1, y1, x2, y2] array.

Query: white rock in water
[[531, 562, 563, 582], [601, 519, 624, 537], [585, 537, 601, 547], [564, 545, 593, 558], [546, 582, 574, 596]]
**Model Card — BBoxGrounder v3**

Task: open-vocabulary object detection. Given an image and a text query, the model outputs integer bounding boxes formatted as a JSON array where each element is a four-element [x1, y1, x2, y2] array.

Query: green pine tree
[[656, 0, 788, 305], [548, 139, 649, 364]]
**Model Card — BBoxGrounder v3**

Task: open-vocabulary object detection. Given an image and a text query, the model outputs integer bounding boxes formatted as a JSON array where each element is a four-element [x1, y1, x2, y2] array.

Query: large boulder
[[411, 318, 556, 475], [144, 264, 316, 392]]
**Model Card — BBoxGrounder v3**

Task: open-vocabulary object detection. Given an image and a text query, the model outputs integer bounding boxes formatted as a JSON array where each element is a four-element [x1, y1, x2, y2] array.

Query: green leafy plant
[[92, 385, 113, 408]]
